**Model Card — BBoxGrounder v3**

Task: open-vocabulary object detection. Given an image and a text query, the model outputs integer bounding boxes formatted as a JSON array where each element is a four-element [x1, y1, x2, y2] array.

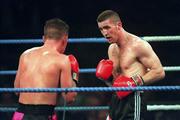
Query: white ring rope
[[142, 35, 180, 42], [163, 66, 180, 71], [147, 105, 180, 111]]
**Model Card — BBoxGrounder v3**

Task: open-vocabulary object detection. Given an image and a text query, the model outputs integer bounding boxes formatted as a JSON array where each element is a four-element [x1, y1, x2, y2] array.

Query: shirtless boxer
[[96, 10, 165, 120], [12, 18, 79, 120]]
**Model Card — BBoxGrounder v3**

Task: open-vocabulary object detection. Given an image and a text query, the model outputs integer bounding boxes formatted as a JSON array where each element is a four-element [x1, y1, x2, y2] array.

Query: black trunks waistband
[[17, 102, 55, 115]]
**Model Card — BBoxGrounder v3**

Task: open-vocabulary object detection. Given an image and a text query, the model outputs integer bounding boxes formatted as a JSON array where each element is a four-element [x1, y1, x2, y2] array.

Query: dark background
[[0, 0, 180, 120]]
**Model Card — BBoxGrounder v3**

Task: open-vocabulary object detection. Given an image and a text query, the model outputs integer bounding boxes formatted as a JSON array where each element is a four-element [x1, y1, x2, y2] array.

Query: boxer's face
[[98, 18, 120, 44]]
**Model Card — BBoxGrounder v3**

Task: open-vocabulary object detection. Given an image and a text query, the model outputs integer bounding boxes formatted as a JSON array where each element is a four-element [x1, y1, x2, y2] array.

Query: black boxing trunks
[[12, 103, 57, 120], [109, 92, 147, 120]]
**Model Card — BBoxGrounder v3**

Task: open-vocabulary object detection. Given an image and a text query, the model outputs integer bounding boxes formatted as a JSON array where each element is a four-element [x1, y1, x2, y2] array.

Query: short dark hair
[[97, 10, 121, 23], [44, 18, 69, 40]]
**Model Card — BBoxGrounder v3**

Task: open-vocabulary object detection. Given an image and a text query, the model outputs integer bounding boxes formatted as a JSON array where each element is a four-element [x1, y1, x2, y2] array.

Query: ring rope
[[0, 105, 180, 112], [0, 35, 180, 44], [0, 66, 179, 75], [0, 38, 106, 44], [0, 86, 180, 92], [147, 105, 180, 111], [1, 36, 179, 116], [141, 36, 180, 42], [163, 66, 180, 71]]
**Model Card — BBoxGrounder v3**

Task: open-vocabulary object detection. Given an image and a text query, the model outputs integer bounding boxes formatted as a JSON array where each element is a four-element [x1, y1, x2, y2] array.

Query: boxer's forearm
[[142, 67, 165, 85]]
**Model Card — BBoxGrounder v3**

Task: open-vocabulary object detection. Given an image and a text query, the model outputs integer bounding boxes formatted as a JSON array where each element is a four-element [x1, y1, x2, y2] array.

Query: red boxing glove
[[113, 75, 144, 99], [68, 55, 79, 84], [96, 59, 113, 80]]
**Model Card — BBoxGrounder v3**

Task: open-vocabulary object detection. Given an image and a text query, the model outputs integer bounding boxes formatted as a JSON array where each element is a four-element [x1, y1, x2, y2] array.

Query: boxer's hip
[[109, 92, 147, 120], [12, 102, 57, 120], [17, 102, 55, 115]]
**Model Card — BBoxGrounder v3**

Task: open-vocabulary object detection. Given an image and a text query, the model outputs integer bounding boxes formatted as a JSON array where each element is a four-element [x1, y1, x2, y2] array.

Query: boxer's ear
[[42, 35, 46, 43], [116, 21, 122, 30]]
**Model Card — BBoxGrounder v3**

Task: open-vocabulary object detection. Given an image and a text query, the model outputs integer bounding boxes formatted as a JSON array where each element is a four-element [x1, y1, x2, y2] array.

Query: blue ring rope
[[0, 66, 180, 75], [0, 106, 108, 112], [0, 38, 107, 44], [0, 69, 95, 75], [1, 35, 180, 44], [0, 86, 180, 92], [0, 106, 109, 112]]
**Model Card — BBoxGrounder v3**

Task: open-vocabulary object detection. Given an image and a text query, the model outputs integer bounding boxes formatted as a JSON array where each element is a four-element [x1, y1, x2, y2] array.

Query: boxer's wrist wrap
[[72, 72, 79, 87], [72, 72, 78, 82], [131, 75, 144, 86], [73, 79, 78, 87]]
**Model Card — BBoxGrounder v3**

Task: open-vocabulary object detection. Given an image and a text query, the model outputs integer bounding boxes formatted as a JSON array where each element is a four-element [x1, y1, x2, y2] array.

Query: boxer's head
[[43, 18, 69, 53], [43, 18, 69, 40], [97, 10, 121, 24], [97, 10, 122, 44]]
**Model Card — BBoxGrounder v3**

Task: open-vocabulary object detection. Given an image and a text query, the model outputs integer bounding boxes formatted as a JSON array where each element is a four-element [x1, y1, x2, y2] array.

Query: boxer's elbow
[[64, 92, 77, 104], [159, 68, 165, 80], [154, 67, 165, 81], [15, 93, 20, 96]]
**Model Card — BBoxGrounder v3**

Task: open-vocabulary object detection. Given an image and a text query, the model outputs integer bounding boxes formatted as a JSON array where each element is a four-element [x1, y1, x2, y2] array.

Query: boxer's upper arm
[[60, 56, 77, 103], [135, 41, 165, 82], [14, 54, 25, 88], [14, 54, 25, 95], [108, 44, 120, 78], [60, 56, 75, 88], [137, 41, 162, 70], [14, 69, 20, 88]]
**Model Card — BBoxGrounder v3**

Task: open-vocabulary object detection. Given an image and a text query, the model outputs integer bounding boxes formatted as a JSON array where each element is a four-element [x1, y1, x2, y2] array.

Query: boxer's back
[[18, 46, 64, 105]]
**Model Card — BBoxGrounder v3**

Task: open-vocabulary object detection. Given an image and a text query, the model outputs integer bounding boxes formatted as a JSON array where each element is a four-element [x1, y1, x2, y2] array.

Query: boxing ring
[[0, 35, 180, 119]]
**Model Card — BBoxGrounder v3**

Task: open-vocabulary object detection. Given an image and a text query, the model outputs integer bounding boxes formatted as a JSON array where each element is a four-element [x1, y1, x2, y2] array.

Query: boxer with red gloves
[[68, 54, 79, 86], [96, 10, 165, 120], [13, 18, 78, 120]]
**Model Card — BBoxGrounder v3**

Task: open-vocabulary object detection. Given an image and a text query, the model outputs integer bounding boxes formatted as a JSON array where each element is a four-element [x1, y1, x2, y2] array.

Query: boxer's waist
[[17, 102, 55, 115]]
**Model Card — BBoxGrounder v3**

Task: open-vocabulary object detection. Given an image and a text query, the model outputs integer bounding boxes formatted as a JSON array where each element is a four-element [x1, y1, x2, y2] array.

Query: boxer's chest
[[119, 48, 136, 71]]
